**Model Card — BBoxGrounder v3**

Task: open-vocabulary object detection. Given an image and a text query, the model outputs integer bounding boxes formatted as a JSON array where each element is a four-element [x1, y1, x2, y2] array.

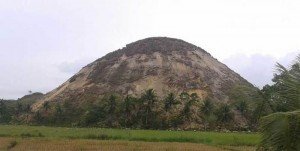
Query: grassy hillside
[[2, 92, 43, 108]]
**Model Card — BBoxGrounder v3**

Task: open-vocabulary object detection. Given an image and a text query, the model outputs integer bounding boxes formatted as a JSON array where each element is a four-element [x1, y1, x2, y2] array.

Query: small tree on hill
[[200, 98, 216, 130], [215, 104, 234, 129], [43, 102, 50, 112], [0, 101, 11, 123], [235, 100, 248, 117], [15, 102, 23, 116], [120, 95, 138, 127], [181, 93, 199, 122], [53, 104, 63, 124], [179, 92, 190, 102], [164, 93, 179, 112], [106, 94, 118, 127]]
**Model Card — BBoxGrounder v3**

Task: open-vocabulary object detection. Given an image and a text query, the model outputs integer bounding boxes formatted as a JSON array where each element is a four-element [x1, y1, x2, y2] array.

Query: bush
[[7, 140, 17, 149], [20, 132, 44, 138], [20, 133, 34, 138], [84, 133, 110, 140]]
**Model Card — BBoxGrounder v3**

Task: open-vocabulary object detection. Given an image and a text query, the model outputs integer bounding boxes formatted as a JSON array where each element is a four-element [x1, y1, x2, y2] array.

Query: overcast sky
[[1, 0, 300, 99]]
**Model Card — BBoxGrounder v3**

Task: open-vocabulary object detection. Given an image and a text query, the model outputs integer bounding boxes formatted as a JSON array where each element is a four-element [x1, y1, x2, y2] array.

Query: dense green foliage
[[28, 88, 271, 131], [257, 56, 300, 150], [0, 101, 11, 123], [1, 88, 261, 130], [0, 125, 260, 146], [258, 111, 300, 151], [0, 85, 289, 132], [0, 92, 43, 124]]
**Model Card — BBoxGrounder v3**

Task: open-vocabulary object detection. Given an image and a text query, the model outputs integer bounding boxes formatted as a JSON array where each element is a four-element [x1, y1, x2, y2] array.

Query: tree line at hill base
[[1, 87, 270, 131], [1, 55, 300, 151]]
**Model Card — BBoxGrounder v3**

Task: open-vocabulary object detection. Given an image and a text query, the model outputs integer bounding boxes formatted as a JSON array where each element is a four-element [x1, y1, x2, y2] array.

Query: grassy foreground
[[0, 137, 254, 151], [0, 125, 259, 147]]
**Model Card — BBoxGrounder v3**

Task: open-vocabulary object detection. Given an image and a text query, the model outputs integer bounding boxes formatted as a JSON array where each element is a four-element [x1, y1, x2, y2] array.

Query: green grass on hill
[[0, 125, 260, 146]]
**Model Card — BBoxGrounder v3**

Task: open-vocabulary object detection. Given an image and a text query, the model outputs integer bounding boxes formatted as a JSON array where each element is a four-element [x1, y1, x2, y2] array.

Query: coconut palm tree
[[140, 89, 158, 128], [274, 58, 300, 110], [215, 104, 233, 125], [200, 98, 216, 130], [201, 99, 214, 116], [107, 94, 118, 127], [121, 95, 138, 127], [259, 55, 300, 150], [164, 93, 179, 112]]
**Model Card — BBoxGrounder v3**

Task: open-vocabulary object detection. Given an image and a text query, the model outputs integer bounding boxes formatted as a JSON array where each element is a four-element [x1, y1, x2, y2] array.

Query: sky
[[0, 0, 300, 99]]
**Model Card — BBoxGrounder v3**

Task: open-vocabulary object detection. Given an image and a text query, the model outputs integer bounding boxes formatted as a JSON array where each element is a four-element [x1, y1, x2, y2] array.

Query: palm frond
[[276, 63, 288, 75], [275, 60, 300, 110], [258, 110, 300, 151]]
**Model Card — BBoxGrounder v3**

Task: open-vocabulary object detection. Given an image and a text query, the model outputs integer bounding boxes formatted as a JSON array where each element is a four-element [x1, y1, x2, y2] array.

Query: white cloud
[[223, 51, 300, 88]]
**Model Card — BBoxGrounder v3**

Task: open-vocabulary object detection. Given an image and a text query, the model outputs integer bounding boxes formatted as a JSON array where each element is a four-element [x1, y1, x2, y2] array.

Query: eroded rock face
[[33, 37, 251, 110]]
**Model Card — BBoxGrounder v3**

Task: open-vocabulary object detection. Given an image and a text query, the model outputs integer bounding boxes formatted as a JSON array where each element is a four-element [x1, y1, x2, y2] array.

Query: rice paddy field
[[0, 125, 260, 151]]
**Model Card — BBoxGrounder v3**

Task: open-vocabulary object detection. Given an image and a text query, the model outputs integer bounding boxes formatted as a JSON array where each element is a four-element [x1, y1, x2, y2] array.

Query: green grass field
[[2, 137, 256, 151], [0, 125, 260, 147]]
